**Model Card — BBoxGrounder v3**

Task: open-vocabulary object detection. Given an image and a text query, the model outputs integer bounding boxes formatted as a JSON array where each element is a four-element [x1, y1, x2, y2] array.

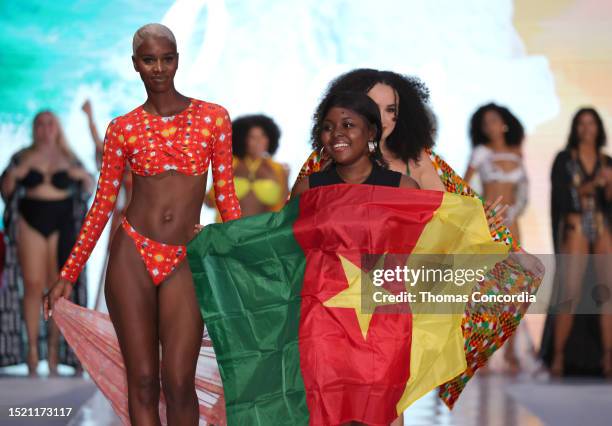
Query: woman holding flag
[[295, 69, 510, 241], [293, 68, 543, 407], [291, 91, 416, 425], [188, 88, 523, 424]]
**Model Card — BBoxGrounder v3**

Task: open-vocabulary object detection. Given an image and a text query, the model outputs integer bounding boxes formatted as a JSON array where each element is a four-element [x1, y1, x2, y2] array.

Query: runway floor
[[1, 365, 611, 426]]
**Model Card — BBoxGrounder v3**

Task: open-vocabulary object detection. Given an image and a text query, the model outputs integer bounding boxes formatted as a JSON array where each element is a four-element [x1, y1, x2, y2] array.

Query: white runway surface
[[1, 371, 611, 426]]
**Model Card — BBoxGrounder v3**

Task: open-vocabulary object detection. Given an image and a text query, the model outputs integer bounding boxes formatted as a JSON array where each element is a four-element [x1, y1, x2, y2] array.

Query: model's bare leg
[[159, 261, 203, 426], [106, 228, 161, 426], [45, 231, 61, 376], [17, 219, 48, 377], [594, 229, 612, 376], [552, 216, 589, 376]]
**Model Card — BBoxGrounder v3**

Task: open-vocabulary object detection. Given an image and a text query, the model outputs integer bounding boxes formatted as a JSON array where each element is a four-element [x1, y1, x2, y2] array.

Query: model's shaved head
[[132, 23, 176, 54]]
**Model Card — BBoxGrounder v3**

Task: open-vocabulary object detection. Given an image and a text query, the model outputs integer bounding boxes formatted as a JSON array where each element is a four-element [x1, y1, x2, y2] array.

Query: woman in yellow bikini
[[206, 114, 288, 218]]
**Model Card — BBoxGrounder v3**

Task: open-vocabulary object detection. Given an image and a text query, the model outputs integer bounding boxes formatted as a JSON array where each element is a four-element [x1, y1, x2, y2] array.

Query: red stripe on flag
[[293, 185, 444, 425]]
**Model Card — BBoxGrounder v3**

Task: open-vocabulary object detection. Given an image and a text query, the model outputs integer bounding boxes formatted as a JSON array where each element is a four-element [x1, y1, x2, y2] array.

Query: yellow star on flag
[[323, 254, 372, 340], [323, 254, 404, 340]]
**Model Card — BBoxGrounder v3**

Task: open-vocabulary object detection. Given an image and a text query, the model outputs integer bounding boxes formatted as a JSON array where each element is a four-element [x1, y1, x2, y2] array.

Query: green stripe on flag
[[187, 198, 309, 425]]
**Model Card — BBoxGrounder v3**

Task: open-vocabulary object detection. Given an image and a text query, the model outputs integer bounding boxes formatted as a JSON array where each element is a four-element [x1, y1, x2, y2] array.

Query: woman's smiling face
[[320, 107, 373, 165]]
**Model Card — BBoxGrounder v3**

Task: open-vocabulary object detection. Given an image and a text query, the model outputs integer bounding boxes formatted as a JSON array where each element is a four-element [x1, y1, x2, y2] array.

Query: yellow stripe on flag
[[396, 192, 509, 413]]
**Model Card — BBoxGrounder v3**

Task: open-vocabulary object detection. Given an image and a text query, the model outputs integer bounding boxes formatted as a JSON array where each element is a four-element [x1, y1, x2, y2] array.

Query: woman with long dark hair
[[44, 23, 240, 424], [541, 107, 612, 377], [0, 111, 92, 375]]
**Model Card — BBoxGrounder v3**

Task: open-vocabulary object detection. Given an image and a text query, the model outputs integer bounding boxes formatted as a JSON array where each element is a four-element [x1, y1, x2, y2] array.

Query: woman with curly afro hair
[[295, 68, 506, 227], [206, 114, 288, 218], [465, 103, 527, 240], [464, 102, 528, 373], [297, 68, 444, 190], [294, 69, 545, 416]]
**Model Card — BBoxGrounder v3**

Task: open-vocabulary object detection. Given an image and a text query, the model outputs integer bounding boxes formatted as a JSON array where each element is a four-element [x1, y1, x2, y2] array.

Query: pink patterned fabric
[[53, 299, 226, 425]]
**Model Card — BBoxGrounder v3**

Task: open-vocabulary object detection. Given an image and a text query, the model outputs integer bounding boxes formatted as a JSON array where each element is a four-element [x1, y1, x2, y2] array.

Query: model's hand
[[510, 249, 545, 277], [1, 163, 29, 199], [484, 196, 509, 228], [43, 279, 73, 320], [596, 167, 612, 187], [194, 224, 205, 234], [81, 100, 93, 117], [579, 180, 597, 195], [67, 167, 94, 192]]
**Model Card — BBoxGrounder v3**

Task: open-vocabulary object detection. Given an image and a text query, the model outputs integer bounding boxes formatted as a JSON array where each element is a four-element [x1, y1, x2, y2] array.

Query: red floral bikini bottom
[[121, 217, 187, 285]]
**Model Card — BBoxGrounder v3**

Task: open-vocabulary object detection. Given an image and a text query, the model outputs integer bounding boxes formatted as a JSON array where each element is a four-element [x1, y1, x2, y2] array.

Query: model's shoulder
[[7, 148, 32, 165], [191, 99, 229, 115], [108, 107, 141, 130], [554, 149, 571, 162], [473, 144, 493, 156]]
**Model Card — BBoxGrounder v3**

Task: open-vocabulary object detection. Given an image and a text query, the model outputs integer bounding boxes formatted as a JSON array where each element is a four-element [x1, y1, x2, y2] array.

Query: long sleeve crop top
[[60, 99, 241, 282]]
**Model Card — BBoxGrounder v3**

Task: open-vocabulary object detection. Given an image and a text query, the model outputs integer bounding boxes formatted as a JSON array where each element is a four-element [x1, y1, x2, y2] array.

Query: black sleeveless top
[[309, 162, 402, 188]]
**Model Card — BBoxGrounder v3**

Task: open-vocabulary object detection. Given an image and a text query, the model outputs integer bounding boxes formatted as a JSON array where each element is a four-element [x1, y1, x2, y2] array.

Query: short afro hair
[[312, 91, 386, 167], [232, 114, 281, 159], [132, 23, 176, 54], [469, 103, 524, 147]]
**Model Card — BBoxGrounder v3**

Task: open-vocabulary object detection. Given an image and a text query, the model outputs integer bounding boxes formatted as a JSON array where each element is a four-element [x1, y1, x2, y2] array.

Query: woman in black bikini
[[0, 111, 93, 375]]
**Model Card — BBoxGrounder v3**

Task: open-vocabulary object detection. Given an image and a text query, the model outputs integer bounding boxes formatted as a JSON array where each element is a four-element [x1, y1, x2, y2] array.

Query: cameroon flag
[[188, 185, 509, 425]]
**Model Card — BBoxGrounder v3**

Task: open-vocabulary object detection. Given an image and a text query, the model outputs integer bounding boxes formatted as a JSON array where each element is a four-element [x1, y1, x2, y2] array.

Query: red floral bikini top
[[60, 99, 241, 282]]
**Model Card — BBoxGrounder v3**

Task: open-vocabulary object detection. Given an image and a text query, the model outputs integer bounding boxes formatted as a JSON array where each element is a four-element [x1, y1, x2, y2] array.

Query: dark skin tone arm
[[82, 100, 104, 167], [290, 172, 310, 199], [1, 162, 29, 199], [604, 166, 612, 200]]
